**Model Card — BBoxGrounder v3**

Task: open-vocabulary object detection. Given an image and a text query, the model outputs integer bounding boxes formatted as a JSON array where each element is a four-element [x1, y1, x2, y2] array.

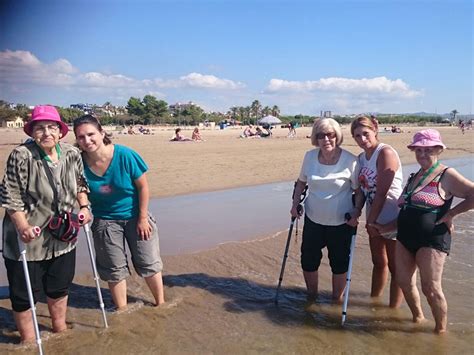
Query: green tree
[[250, 100, 262, 123], [126, 97, 145, 116], [271, 105, 280, 117], [262, 106, 271, 116], [451, 109, 458, 122], [181, 105, 204, 125]]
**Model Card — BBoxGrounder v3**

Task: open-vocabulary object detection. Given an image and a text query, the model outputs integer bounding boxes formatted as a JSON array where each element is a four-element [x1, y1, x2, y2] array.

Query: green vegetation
[[0, 98, 460, 127]]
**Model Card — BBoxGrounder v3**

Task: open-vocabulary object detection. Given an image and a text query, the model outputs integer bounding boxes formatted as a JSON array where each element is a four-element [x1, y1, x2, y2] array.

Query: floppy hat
[[407, 129, 446, 149], [24, 105, 69, 138]]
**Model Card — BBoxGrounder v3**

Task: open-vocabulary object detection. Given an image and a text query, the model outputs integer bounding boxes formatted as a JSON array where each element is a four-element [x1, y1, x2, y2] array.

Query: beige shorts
[[91, 213, 163, 282]]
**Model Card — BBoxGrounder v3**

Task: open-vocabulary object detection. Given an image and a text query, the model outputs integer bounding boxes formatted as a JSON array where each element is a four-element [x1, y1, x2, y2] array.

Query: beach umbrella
[[258, 115, 282, 125]]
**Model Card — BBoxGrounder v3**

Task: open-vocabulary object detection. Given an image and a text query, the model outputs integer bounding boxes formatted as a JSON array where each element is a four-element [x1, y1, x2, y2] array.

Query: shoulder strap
[[42, 159, 60, 214]]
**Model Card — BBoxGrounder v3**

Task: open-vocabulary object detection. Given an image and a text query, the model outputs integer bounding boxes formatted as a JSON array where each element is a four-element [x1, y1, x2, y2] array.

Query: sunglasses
[[315, 132, 336, 140]]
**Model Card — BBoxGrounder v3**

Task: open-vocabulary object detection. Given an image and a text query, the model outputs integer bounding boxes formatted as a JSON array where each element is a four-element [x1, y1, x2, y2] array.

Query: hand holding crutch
[[274, 182, 308, 305], [18, 226, 44, 355], [78, 214, 109, 328]]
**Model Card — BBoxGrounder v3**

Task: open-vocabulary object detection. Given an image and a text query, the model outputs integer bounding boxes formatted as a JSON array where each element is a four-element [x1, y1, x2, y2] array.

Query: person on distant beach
[[287, 122, 296, 138], [170, 128, 192, 142], [291, 118, 363, 302], [256, 127, 271, 138], [73, 115, 165, 310], [350, 115, 404, 308], [192, 127, 204, 141], [371, 129, 474, 334], [242, 125, 256, 138], [1, 105, 91, 343]]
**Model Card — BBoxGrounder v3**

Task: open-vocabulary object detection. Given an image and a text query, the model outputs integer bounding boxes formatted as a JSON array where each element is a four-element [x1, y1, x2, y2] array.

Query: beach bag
[[48, 211, 80, 243]]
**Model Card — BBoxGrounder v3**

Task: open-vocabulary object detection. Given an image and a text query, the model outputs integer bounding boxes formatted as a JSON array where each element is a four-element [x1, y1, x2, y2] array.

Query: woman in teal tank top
[[73, 115, 165, 310]]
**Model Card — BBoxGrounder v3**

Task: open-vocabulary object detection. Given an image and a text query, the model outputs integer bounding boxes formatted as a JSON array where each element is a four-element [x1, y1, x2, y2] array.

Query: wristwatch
[[79, 204, 91, 211]]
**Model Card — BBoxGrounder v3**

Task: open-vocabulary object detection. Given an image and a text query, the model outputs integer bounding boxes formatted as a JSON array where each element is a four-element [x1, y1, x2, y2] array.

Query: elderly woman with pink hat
[[1, 105, 91, 343], [372, 129, 474, 334]]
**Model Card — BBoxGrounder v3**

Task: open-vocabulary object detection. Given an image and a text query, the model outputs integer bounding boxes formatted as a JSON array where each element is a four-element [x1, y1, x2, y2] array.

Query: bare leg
[[13, 310, 35, 343], [386, 239, 404, 308], [395, 242, 425, 322], [303, 270, 318, 299], [144, 272, 165, 306], [417, 248, 448, 334], [332, 273, 346, 303], [47, 295, 68, 333], [368, 234, 388, 298], [108, 280, 128, 310]]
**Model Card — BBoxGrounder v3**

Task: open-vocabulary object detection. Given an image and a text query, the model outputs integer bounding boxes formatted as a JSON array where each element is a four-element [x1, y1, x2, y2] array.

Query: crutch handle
[[33, 226, 41, 236]]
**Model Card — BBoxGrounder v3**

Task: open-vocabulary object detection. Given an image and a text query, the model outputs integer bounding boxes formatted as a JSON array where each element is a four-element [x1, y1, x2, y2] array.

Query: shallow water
[[0, 156, 473, 354]]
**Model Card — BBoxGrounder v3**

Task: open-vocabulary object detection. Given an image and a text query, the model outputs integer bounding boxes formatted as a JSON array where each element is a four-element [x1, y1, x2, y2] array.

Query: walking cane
[[341, 213, 357, 326], [18, 226, 44, 355], [79, 215, 109, 328], [274, 183, 307, 305]]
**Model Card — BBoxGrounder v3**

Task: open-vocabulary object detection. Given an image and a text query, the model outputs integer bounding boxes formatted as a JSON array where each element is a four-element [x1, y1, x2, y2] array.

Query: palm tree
[[250, 100, 262, 123], [451, 109, 459, 123], [271, 105, 280, 117], [238, 106, 246, 123], [262, 106, 271, 116]]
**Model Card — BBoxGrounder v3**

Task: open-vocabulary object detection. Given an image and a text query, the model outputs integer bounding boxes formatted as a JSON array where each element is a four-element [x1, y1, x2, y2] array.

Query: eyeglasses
[[315, 132, 336, 140], [33, 124, 60, 134]]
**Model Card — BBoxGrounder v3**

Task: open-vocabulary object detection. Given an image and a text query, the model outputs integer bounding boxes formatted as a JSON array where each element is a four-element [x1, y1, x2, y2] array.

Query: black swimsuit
[[397, 169, 453, 255]]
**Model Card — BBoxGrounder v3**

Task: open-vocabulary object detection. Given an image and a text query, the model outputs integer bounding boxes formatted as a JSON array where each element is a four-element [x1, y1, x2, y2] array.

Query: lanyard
[[406, 161, 440, 198]]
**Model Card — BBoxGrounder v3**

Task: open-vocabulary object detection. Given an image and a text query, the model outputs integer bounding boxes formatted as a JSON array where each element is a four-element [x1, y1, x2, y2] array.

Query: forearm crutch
[[274, 183, 308, 305], [341, 220, 357, 326], [80, 217, 108, 328], [18, 227, 44, 355], [274, 215, 297, 305]]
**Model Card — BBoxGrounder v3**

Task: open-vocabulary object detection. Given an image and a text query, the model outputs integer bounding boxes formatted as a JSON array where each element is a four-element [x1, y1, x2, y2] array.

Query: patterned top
[[358, 143, 403, 224], [408, 169, 447, 210], [1, 142, 89, 261]]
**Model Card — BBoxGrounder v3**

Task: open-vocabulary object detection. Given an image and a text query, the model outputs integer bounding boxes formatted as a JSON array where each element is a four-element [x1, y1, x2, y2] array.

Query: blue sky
[[0, 0, 472, 115]]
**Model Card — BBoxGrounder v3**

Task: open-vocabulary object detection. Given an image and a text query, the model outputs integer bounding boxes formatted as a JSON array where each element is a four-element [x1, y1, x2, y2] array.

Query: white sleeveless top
[[358, 143, 403, 224]]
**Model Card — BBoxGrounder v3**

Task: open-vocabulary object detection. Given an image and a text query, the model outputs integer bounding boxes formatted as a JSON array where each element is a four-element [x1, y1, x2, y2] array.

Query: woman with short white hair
[[291, 118, 363, 302]]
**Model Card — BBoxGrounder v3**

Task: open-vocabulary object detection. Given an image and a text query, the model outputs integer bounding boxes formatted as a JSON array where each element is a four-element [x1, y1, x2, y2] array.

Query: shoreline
[[1, 124, 472, 199]]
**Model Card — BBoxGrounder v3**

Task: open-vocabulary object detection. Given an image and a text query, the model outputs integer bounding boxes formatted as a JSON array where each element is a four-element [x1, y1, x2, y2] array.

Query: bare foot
[[413, 315, 425, 323], [434, 327, 447, 334]]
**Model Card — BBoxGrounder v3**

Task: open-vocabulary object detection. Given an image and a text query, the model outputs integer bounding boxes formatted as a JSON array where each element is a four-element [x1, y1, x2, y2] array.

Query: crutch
[[274, 183, 308, 305], [79, 215, 108, 328], [341, 213, 357, 326], [18, 226, 44, 355]]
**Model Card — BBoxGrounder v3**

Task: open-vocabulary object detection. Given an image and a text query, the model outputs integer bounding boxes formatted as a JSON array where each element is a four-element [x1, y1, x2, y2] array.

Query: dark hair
[[73, 115, 112, 145]]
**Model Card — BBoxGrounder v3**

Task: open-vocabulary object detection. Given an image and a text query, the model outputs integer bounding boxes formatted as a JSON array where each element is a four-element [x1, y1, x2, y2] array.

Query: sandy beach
[[0, 124, 472, 198], [0, 124, 473, 354]]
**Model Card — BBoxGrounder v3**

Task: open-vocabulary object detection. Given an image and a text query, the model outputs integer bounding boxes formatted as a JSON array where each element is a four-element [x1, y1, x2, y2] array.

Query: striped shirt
[[1, 142, 89, 261]]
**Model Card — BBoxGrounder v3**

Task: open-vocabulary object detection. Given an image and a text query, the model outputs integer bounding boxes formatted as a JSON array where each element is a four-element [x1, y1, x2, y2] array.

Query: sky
[[0, 0, 472, 115]]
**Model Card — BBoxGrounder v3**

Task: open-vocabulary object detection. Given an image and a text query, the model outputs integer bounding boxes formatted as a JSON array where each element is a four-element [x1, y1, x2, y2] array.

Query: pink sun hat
[[24, 105, 69, 138], [407, 129, 446, 149]]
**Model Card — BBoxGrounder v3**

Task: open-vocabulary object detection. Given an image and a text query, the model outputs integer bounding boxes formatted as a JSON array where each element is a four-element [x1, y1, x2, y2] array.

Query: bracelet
[[79, 204, 91, 210]]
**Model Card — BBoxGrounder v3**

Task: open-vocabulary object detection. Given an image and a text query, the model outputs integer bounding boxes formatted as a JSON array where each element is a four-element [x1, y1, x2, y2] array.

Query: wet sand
[[0, 124, 473, 353]]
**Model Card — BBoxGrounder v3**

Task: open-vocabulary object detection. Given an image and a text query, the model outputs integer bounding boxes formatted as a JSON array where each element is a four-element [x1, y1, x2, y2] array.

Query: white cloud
[[179, 73, 245, 89], [0, 50, 244, 94], [267, 76, 421, 99]]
